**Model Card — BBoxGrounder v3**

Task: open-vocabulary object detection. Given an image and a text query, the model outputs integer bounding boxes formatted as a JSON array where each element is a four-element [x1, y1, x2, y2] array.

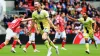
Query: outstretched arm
[[21, 18, 33, 22], [44, 10, 56, 29], [47, 17, 56, 29], [67, 14, 78, 22]]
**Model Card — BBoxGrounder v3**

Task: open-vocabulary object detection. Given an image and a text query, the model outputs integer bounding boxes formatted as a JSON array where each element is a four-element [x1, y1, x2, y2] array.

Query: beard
[[83, 16, 87, 21], [83, 16, 87, 19]]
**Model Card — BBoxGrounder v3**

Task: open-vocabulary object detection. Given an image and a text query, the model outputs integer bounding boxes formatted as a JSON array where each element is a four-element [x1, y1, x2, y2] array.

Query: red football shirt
[[8, 18, 22, 31], [27, 20, 35, 33], [55, 15, 65, 32]]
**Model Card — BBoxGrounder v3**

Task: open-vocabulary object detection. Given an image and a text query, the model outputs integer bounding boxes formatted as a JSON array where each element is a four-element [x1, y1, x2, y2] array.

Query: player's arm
[[31, 12, 39, 34], [67, 14, 78, 22], [47, 17, 56, 28], [21, 18, 32, 22], [34, 23, 40, 34], [22, 12, 36, 22], [91, 18, 96, 32], [44, 11, 56, 29]]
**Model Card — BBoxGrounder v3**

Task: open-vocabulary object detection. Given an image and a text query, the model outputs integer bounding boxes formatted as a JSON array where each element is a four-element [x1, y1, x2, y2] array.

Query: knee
[[4, 41, 9, 45], [13, 37, 18, 40], [28, 41, 31, 44], [63, 37, 66, 40], [42, 33, 48, 40], [42, 37, 47, 40], [32, 41, 35, 43]]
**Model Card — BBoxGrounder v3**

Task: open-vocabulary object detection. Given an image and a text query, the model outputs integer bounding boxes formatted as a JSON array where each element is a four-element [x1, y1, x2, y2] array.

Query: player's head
[[82, 12, 88, 18], [34, 2, 41, 9], [14, 15, 19, 19], [61, 12, 65, 18], [19, 14, 25, 18], [59, 12, 65, 18]]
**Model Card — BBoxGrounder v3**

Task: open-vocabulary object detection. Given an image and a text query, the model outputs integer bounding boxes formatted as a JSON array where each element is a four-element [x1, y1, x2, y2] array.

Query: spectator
[[8, 0, 100, 34], [72, 22, 82, 34], [66, 21, 73, 34]]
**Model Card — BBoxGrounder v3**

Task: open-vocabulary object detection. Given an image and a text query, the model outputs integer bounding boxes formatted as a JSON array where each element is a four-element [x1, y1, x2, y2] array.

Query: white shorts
[[55, 31, 66, 39], [29, 33, 35, 41], [13, 33, 19, 38], [5, 28, 16, 40]]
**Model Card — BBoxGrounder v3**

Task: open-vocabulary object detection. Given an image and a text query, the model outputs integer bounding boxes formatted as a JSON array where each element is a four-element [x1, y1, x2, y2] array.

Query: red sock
[[12, 40, 17, 48], [0, 43, 5, 49], [32, 42, 36, 49], [25, 42, 30, 49], [62, 40, 66, 47]]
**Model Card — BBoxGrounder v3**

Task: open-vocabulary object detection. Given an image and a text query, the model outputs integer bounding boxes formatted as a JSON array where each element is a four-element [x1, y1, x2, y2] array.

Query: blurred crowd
[[3, 0, 100, 34]]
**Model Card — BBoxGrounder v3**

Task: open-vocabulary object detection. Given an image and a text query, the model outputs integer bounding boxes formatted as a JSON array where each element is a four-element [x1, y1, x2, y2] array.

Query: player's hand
[[66, 14, 70, 18], [26, 32, 31, 36], [36, 30, 40, 34], [54, 26, 58, 31], [93, 30, 96, 33]]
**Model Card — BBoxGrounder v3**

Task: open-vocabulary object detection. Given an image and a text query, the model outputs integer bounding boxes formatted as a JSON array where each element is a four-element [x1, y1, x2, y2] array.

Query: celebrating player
[[23, 20, 40, 52], [53, 12, 67, 50], [67, 12, 98, 54], [31, 2, 59, 56]]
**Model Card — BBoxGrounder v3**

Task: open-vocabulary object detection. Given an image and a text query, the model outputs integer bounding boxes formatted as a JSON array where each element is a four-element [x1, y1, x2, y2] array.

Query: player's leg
[[0, 28, 13, 49], [23, 41, 31, 52], [11, 36, 18, 53], [89, 32, 98, 48], [16, 34, 22, 48], [42, 32, 51, 49], [23, 35, 31, 52], [42, 32, 59, 56], [42, 32, 52, 56], [61, 31, 67, 50], [53, 32, 60, 43], [85, 38, 90, 54], [83, 33, 90, 54], [31, 41, 40, 52], [17, 39, 22, 48], [31, 33, 40, 52], [0, 39, 9, 49]]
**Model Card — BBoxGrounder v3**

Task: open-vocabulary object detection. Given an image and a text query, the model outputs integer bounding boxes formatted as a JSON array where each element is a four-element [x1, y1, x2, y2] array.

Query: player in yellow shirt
[[27, 2, 59, 56], [67, 13, 98, 54]]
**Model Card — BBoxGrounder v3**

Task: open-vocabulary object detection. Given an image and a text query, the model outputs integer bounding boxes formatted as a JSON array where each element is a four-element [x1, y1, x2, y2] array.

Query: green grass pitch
[[0, 44, 100, 56]]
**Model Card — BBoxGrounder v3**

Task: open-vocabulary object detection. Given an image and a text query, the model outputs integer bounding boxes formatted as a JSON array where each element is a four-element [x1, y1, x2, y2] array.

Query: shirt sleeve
[[90, 18, 95, 23], [44, 10, 49, 18], [78, 18, 82, 23], [54, 16, 60, 25], [32, 12, 35, 20]]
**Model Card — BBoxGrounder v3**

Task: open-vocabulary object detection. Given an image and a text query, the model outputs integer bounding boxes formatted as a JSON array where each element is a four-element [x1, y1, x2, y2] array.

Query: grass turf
[[0, 44, 100, 56]]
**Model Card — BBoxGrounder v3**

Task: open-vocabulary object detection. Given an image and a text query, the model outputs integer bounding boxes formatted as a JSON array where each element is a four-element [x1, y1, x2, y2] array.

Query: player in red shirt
[[0, 15, 31, 52], [11, 24, 26, 53], [8, 21, 23, 53], [53, 12, 67, 50], [8, 22, 22, 47], [23, 20, 40, 52]]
